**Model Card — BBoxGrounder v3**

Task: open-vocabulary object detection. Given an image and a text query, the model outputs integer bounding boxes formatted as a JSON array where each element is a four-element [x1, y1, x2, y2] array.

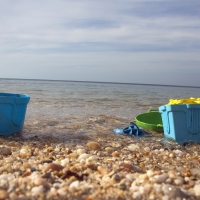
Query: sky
[[0, 0, 200, 87]]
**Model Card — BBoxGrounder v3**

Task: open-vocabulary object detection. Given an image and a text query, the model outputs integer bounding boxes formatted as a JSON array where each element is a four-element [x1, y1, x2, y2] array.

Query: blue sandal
[[113, 122, 144, 137]]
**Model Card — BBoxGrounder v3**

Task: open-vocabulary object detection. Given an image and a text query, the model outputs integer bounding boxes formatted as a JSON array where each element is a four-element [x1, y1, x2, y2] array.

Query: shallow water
[[0, 79, 200, 141]]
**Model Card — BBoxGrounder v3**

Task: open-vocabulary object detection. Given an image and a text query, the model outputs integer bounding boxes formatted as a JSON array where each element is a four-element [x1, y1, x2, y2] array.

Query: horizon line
[[0, 77, 200, 89]]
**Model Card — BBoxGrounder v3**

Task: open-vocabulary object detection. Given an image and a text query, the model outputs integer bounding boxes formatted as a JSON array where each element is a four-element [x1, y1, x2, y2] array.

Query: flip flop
[[113, 122, 144, 137]]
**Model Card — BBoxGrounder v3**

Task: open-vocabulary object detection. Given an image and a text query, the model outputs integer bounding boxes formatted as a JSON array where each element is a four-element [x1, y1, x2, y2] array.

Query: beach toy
[[0, 93, 30, 136], [135, 109, 163, 132], [159, 104, 200, 144], [167, 97, 200, 105], [113, 122, 144, 137]]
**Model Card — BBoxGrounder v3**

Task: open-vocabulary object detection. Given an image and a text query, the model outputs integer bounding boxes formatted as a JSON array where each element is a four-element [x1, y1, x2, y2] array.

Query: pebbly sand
[[0, 114, 200, 200]]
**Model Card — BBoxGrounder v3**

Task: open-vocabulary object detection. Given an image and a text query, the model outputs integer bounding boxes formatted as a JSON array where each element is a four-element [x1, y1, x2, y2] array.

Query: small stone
[[176, 166, 184, 172], [138, 174, 148, 181], [68, 153, 78, 159], [34, 177, 47, 186], [144, 147, 151, 152], [120, 163, 134, 172], [23, 162, 31, 169], [84, 168, 93, 175], [86, 142, 101, 150], [41, 159, 53, 164], [18, 177, 31, 184], [57, 187, 67, 196], [194, 184, 200, 196], [169, 153, 174, 158], [112, 174, 121, 182], [21, 145, 29, 149], [162, 195, 170, 200], [159, 148, 164, 152], [31, 186, 44, 196], [142, 184, 152, 194], [150, 173, 168, 184], [86, 155, 98, 164], [125, 174, 135, 182], [9, 192, 18, 200], [31, 167, 37, 172], [4, 157, 14, 163], [78, 153, 91, 161], [0, 147, 12, 156], [98, 166, 109, 175], [184, 177, 190, 182], [46, 147, 54, 151], [41, 172, 51, 179], [87, 164, 98, 170], [105, 147, 114, 154], [152, 145, 161, 150], [107, 170, 115, 177], [162, 184, 190, 199], [190, 168, 200, 176], [168, 171, 176, 179], [153, 183, 162, 194], [174, 177, 184, 185], [20, 148, 29, 155], [166, 178, 172, 184], [76, 149, 85, 155], [44, 163, 64, 172], [21, 171, 31, 177], [174, 149, 183, 155], [147, 170, 154, 178], [112, 151, 120, 157], [0, 189, 8, 199], [70, 166, 78, 172], [128, 144, 138, 151], [132, 191, 142, 199], [119, 183, 126, 190], [69, 180, 80, 190], [60, 158, 70, 166], [130, 183, 139, 192]]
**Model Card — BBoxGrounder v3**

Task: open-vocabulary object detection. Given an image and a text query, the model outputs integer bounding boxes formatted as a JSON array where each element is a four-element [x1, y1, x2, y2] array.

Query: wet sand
[[0, 115, 200, 199]]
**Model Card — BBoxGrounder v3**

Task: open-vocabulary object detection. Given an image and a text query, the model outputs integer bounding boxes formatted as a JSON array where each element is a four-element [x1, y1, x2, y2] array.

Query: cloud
[[1, 0, 200, 53]]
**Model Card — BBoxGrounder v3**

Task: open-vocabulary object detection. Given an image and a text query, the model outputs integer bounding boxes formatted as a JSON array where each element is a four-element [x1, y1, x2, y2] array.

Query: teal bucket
[[159, 104, 200, 144], [0, 93, 30, 136]]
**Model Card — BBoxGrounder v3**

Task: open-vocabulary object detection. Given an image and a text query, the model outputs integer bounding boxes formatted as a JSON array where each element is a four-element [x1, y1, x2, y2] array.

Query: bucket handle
[[157, 124, 163, 127], [148, 108, 159, 113], [159, 106, 170, 134]]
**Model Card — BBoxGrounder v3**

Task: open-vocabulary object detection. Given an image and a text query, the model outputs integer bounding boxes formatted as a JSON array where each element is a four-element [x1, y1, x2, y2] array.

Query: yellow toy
[[168, 97, 200, 105]]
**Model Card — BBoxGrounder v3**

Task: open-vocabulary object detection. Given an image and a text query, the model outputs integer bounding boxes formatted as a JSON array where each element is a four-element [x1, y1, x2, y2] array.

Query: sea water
[[0, 79, 200, 141]]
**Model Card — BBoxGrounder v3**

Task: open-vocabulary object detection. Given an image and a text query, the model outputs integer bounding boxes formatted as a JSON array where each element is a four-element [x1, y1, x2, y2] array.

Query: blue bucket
[[159, 104, 200, 144], [0, 93, 30, 136]]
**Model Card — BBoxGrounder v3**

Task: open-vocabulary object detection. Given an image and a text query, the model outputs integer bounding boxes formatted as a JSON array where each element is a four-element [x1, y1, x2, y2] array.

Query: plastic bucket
[[135, 109, 163, 132], [159, 104, 200, 144], [0, 93, 30, 136]]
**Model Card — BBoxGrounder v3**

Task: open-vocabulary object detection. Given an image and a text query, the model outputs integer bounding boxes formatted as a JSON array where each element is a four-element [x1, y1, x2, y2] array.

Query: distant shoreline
[[0, 77, 200, 89]]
